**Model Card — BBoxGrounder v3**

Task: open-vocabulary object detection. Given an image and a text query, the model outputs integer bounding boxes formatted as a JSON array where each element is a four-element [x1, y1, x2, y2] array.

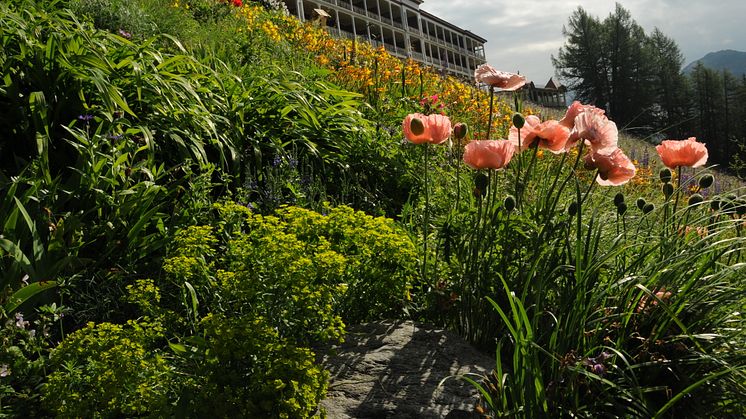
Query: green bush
[[42, 319, 174, 417]]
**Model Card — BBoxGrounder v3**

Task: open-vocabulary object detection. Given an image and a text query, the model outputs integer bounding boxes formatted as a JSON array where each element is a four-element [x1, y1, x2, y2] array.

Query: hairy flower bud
[[688, 193, 704, 206], [503, 195, 516, 212], [643, 203, 655, 214], [453, 123, 468, 140], [568, 201, 579, 216], [698, 174, 714, 189], [636, 197, 647, 210], [662, 183, 674, 199], [613, 192, 625, 207], [512, 113, 525, 129], [617, 202, 627, 215], [659, 168, 672, 184]]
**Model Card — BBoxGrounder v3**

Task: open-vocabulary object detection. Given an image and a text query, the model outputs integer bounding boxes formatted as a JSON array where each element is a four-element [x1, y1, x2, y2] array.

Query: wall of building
[[282, 0, 486, 79]]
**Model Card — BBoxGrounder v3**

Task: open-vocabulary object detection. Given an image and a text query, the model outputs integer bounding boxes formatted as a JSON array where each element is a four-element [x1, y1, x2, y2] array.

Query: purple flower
[[118, 29, 132, 39], [78, 114, 94, 122], [591, 363, 605, 375]]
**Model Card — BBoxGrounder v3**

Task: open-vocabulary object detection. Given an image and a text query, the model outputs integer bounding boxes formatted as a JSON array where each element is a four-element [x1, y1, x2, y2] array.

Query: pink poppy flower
[[426, 113, 452, 145], [584, 148, 636, 186], [509, 116, 571, 154], [567, 110, 618, 154], [402, 113, 452, 145], [558, 101, 605, 129], [655, 137, 708, 169], [474, 64, 526, 91], [636, 288, 673, 313], [463, 140, 515, 170]]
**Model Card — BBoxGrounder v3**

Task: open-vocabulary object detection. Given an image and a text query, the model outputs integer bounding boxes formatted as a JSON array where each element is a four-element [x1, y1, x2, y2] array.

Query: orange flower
[[656, 137, 708, 169], [584, 148, 636, 186], [463, 140, 515, 170], [402, 113, 452, 145], [474, 64, 526, 91], [558, 101, 605, 129]]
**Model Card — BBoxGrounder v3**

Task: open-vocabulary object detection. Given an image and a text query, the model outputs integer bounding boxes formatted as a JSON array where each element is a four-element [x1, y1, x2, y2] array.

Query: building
[[523, 77, 568, 108], [282, 0, 487, 79]]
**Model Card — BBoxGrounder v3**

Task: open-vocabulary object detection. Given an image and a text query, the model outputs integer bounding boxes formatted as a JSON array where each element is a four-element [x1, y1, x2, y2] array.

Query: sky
[[421, 0, 746, 85]]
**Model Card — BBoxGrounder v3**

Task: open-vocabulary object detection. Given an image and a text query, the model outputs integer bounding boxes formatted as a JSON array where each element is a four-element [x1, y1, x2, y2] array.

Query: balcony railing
[[352, 5, 367, 16]]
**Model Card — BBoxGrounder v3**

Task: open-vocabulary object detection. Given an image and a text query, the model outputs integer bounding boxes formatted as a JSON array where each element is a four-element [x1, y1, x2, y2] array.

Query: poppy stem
[[423, 143, 430, 283], [487, 87, 495, 139]]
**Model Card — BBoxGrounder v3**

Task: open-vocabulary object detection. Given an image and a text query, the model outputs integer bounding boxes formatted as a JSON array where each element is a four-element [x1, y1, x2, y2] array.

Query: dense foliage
[[0, 0, 743, 417]]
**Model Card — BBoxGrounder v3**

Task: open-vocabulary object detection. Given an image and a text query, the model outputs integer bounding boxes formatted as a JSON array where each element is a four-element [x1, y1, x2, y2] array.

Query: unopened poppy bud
[[736, 199, 746, 216], [710, 198, 721, 211], [568, 201, 579, 216], [688, 193, 703, 206], [474, 172, 489, 192], [662, 183, 674, 199], [453, 123, 468, 140], [512, 113, 525, 129], [659, 168, 672, 184], [503, 195, 516, 212], [636, 197, 646, 210], [698, 174, 714, 189], [613, 192, 625, 207], [410, 117, 425, 135], [643, 203, 655, 214], [617, 202, 627, 215]]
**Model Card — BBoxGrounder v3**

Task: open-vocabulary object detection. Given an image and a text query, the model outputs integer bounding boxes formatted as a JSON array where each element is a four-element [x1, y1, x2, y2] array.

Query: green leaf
[[4, 281, 57, 313]]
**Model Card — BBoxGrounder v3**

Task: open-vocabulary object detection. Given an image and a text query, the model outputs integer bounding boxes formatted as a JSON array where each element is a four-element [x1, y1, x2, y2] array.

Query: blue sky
[[421, 0, 746, 85]]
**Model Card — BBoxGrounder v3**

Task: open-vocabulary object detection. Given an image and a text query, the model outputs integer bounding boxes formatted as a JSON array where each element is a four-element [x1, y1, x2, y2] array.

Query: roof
[[545, 77, 564, 90], [313, 8, 331, 18]]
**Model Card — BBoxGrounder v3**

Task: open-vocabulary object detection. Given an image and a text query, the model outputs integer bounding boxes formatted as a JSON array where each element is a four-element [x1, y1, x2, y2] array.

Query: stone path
[[318, 320, 494, 418]]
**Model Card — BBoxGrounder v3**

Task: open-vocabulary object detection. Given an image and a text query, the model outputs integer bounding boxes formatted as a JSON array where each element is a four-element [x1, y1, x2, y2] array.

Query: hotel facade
[[281, 0, 487, 79]]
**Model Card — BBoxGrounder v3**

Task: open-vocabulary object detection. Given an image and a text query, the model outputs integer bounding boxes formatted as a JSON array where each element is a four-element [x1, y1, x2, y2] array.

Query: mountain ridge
[[683, 49, 746, 76]]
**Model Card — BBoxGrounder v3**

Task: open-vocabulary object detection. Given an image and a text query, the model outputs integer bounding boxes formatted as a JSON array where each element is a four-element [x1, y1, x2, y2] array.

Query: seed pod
[[659, 168, 672, 184], [698, 174, 714, 189], [688, 193, 704, 206], [636, 197, 647, 210], [504, 195, 516, 212]]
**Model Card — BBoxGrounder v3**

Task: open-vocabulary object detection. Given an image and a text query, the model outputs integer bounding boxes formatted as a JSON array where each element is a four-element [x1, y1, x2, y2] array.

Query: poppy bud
[[736, 199, 746, 216], [636, 197, 647, 210], [710, 198, 721, 211], [568, 201, 579, 216], [410, 117, 425, 135], [504, 195, 516, 212], [512, 113, 525, 129], [613, 192, 625, 207], [662, 183, 674, 199], [698, 174, 714, 189], [617, 202, 627, 215], [453, 123, 468, 140], [659, 168, 672, 184], [643, 203, 655, 214], [688, 193, 704, 206], [474, 172, 489, 192]]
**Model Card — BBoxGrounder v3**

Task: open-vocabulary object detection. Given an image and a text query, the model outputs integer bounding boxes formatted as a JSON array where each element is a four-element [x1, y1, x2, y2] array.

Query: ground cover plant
[[0, 0, 744, 417]]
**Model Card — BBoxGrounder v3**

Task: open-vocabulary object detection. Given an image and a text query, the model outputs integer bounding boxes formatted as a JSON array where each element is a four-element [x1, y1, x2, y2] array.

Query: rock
[[317, 320, 493, 418]]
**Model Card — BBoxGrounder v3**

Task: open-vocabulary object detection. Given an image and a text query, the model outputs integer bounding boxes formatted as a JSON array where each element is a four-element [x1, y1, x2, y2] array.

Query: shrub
[[42, 319, 174, 417]]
